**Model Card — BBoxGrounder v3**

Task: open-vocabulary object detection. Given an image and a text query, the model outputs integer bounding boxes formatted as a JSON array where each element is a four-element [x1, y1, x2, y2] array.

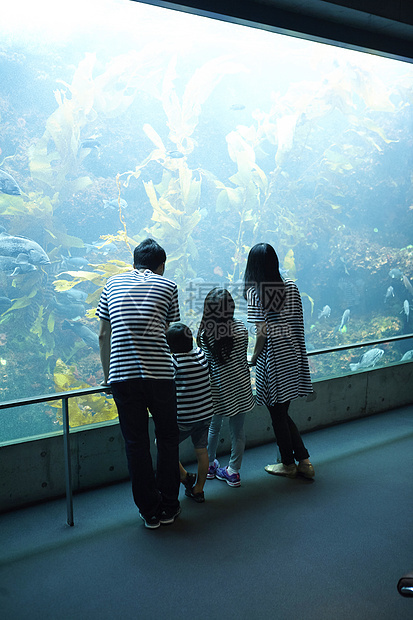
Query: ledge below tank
[[1, 361, 412, 513]]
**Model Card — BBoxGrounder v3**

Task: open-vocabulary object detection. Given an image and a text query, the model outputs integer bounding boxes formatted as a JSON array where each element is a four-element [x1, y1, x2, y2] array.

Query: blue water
[[0, 0, 412, 442]]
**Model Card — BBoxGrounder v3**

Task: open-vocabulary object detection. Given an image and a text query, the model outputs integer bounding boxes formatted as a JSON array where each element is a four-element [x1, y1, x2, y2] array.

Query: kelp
[[143, 164, 202, 287], [53, 256, 131, 311], [30, 304, 55, 358], [28, 53, 95, 194], [161, 55, 246, 153], [51, 359, 118, 427], [283, 249, 296, 280], [29, 47, 164, 197], [213, 127, 270, 281]]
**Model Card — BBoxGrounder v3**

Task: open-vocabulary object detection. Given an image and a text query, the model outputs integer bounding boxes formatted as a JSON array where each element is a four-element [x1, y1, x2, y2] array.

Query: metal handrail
[[0, 386, 110, 527], [306, 332, 413, 356], [1, 332, 412, 526]]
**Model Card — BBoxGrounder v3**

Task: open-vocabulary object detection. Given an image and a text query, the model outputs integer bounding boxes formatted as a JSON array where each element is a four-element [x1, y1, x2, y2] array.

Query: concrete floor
[[1, 406, 412, 620]]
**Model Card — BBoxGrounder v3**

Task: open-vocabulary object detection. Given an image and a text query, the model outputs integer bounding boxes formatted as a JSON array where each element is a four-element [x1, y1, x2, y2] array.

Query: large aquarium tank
[[0, 0, 412, 443]]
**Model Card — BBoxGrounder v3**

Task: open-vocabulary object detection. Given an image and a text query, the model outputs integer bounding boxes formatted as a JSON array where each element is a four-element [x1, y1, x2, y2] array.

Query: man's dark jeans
[[111, 378, 180, 517]]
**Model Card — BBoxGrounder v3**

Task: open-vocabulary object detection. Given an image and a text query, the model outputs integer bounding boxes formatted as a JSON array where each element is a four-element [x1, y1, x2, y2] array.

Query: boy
[[166, 323, 213, 502]]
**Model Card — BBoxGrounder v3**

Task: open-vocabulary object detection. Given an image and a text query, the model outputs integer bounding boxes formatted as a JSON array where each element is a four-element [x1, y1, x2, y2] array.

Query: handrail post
[[62, 397, 74, 526]]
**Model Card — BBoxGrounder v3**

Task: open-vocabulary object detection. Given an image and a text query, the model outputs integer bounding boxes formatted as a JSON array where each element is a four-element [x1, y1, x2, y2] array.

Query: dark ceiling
[[133, 0, 413, 61]]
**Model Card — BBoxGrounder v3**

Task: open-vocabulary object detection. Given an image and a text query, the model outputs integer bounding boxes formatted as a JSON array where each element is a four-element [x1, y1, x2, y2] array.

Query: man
[[97, 238, 181, 529]]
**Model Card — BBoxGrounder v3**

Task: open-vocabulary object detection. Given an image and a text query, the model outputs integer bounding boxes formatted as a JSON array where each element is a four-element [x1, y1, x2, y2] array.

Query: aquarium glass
[[0, 0, 412, 443]]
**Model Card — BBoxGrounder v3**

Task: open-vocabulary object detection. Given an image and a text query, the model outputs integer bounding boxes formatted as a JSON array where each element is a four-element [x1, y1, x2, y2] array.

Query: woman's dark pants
[[268, 400, 309, 465]]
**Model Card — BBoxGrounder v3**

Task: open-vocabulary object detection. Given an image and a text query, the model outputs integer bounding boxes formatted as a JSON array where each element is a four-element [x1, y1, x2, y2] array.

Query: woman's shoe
[[264, 463, 297, 478], [297, 462, 315, 479]]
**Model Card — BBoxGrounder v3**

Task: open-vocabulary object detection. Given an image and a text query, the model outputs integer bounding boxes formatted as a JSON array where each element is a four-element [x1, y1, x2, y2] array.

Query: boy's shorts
[[178, 419, 211, 450]]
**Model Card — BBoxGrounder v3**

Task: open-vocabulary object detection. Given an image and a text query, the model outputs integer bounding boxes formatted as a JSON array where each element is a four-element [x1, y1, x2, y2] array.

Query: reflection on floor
[[1, 406, 413, 620]]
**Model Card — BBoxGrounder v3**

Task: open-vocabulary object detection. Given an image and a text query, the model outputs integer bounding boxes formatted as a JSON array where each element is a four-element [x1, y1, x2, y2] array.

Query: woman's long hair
[[243, 243, 286, 312], [196, 288, 235, 364]]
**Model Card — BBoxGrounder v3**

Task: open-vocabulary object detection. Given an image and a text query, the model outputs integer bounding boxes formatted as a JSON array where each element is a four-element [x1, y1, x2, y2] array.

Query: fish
[[53, 299, 85, 320], [61, 256, 89, 269], [402, 299, 410, 322], [62, 320, 99, 351], [80, 138, 101, 149], [0, 295, 12, 311], [384, 286, 394, 302], [166, 150, 185, 159], [10, 253, 37, 275], [400, 350, 413, 361], [0, 169, 22, 195], [230, 104, 246, 111], [339, 256, 350, 276], [389, 268, 404, 280], [0, 232, 50, 264], [402, 275, 413, 296], [102, 198, 128, 210], [63, 289, 88, 302], [0, 255, 20, 273], [337, 278, 363, 308], [349, 348, 384, 371], [318, 304, 331, 319], [338, 308, 350, 331]]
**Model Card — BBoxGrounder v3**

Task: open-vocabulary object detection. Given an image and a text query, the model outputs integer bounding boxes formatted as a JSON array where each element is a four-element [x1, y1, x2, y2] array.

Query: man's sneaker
[[264, 463, 297, 478], [159, 506, 181, 525], [207, 459, 219, 479], [139, 512, 160, 529], [216, 466, 241, 487]]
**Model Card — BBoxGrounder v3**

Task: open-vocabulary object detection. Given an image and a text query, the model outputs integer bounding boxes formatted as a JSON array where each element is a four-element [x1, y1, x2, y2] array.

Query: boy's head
[[166, 323, 193, 353]]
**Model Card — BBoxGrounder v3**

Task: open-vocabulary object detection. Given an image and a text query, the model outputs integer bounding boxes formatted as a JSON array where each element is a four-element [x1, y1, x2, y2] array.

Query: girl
[[244, 243, 315, 479], [197, 288, 254, 487]]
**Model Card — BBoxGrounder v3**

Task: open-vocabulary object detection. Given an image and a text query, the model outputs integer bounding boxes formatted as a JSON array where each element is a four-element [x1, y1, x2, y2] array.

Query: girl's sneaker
[[216, 466, 241, 487], [207, 459, 219, 479]]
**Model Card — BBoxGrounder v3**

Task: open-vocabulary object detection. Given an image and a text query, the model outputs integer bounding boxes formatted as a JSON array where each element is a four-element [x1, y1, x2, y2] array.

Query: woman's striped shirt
[[172, 347, 214, 424], [96, 269, 180, 382], [200, 319, 254, 417], [247, 279, 313, 406]]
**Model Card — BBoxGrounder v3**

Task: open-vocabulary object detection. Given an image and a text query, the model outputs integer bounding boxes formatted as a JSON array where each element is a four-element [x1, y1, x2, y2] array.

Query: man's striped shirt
[[96, 269, 180, 382]]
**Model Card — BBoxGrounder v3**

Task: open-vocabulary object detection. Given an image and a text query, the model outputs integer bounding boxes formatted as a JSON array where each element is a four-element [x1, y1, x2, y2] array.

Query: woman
[[244, 243, 315, 479], [197, 288, 254, 487]]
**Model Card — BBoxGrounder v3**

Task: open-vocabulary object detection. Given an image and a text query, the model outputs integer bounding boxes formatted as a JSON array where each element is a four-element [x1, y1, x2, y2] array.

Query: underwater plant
[[52, 358, 118, 427], [161, 55, 247, 154]]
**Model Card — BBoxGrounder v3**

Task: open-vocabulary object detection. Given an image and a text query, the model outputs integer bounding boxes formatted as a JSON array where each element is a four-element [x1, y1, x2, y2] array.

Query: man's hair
[[133, 238, 166, 272], [166, 323, 193, 353]]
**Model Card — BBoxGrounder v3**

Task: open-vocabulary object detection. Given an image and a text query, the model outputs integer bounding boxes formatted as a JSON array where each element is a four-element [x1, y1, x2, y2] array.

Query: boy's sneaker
[[181, 472, 196, 490], [185, 487, 205, 503], [207, 459, 219, 479], [216, 466, 241, 487], [159, 506, 181, 525], [139, 512, 160, 529]]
